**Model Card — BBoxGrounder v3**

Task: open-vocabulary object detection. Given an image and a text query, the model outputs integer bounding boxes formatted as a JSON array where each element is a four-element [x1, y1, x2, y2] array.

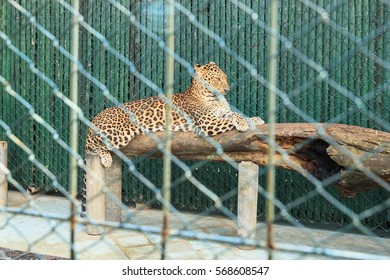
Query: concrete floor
[[0, 191, 389, 260]]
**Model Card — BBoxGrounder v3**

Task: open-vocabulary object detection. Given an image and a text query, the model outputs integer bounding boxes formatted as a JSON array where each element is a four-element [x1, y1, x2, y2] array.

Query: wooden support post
[[0, 141, 7, 208], [105, 154, 122, 222], [237, 161, 259, 242], [86, 152, 105, 235]]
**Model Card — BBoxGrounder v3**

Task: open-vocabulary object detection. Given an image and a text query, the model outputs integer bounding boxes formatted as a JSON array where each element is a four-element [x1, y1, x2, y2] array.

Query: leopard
[[81, 61, 264, 215]]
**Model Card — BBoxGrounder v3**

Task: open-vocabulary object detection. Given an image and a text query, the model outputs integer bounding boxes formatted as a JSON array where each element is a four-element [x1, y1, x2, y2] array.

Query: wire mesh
[[0, 0, 389, 260]]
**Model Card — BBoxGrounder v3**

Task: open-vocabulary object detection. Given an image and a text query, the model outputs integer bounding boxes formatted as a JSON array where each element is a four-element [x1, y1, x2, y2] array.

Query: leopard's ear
[[209, 61, 216, 65], [194, 63, 204, 75]]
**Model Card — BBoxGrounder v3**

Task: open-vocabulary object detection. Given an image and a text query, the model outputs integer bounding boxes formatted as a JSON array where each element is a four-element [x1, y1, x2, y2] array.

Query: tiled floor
[[0, 191, 389, 260]]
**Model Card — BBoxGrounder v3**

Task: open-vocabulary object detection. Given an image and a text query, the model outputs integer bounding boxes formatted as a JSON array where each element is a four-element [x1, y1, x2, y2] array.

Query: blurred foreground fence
[[0, 0, 389, 260]]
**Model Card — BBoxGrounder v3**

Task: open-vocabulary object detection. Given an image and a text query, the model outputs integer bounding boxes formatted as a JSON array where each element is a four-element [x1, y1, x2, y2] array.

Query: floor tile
[[117, 234, 152, 248], [1, 191, 389, 260], [123, 244, 161, 260]]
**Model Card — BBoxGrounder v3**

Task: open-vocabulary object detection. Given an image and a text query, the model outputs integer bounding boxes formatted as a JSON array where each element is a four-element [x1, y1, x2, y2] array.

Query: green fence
[[1, 0, 389, 230]]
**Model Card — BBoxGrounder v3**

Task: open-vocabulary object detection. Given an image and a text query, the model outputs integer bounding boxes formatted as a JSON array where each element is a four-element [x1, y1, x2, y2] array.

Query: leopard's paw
[[248, 117, 265, 126], [232, 117, 249, 132]]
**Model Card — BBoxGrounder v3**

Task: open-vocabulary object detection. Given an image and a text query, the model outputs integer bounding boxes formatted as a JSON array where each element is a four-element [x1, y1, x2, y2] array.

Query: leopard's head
[[194, 62, 230, 95]]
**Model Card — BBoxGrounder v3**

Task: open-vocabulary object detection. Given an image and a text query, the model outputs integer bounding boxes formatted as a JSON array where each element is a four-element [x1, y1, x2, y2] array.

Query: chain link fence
[[0, 0, 389, 260]]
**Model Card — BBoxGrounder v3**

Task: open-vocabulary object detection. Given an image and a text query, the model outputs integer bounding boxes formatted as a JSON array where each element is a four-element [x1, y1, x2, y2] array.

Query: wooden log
[[120, 123, 390, 196], [86, 152, 105, 235], [0, 141, 7, 207], [324, 125, 390, 196], [237, 161, 259, 241]]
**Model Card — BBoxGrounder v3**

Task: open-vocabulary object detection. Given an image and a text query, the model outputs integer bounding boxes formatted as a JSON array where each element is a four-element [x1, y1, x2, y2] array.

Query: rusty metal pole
[[266, 0, 279, 260], [69, 0, 79, 260], [161, 0, 175, 260], [0, 142, 8, 208]]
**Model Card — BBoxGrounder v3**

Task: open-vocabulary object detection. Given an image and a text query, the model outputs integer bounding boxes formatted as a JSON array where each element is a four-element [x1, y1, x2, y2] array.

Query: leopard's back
[[81, 61, 264, 216], [85, 61, 264, 168]]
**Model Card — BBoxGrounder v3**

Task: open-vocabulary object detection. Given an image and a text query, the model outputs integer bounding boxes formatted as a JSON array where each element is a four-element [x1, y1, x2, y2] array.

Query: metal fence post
[[86, 151, 105, 235], [0, 141, 8, 207], [69, 0, 80, 260], [237, 161, 259, 243], [161, 0, 175, 260], [266, 0, 279, 260]]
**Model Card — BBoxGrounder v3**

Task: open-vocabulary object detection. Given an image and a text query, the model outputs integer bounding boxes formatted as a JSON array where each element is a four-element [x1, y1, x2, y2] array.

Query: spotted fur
[[81, 62, 264, 215]]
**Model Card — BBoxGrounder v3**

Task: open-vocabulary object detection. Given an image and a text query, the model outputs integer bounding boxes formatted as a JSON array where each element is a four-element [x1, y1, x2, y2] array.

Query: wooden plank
[[105, 154, 122, 222], [86, 151, 105, 235], [237, 161, 259, 240]]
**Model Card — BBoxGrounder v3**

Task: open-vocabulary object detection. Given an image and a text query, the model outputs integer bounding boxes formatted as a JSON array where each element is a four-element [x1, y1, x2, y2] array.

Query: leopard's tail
[[80, 172, 87, 217]]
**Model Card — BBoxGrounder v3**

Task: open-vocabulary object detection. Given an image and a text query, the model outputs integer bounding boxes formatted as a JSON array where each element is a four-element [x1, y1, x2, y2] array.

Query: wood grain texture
[[119, 123, 390, 197]]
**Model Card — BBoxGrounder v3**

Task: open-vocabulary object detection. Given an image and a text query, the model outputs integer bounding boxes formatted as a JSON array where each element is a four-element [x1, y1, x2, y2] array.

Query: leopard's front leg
[[231, 112, 265, 131], [194, 113, 265, 136]]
